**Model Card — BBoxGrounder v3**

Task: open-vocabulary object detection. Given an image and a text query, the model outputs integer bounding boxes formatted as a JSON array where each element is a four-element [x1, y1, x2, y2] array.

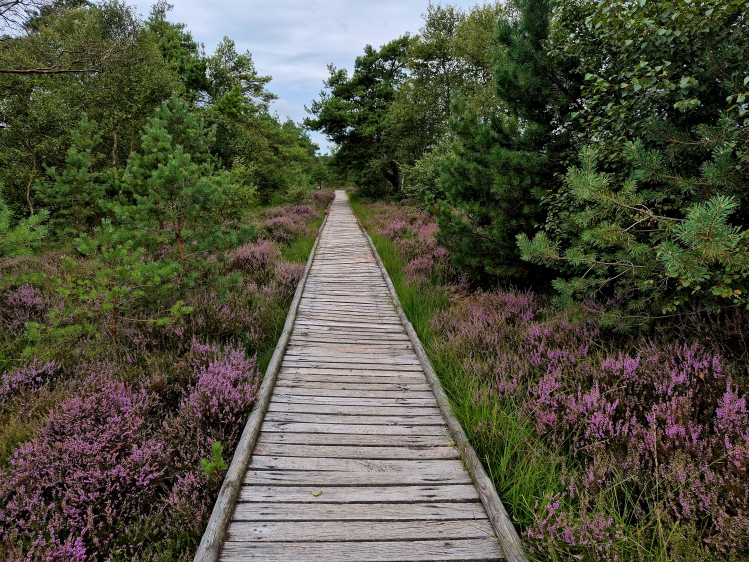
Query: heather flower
[[0, 382, 166, 556], [263, 215, 303, 244], [405, 255, 434, 284], [0, 284, 49, 334], [226, 239, 281, 274], [287, 204, 319, 221], [180, 341, 260, 429], [312, 189, 335, 206], [273, 261, 305, 298], [0, 358, 58, 399]]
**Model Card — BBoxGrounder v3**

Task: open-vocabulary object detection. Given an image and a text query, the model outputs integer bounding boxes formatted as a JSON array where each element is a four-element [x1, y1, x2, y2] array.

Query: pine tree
[[0, 194, 48, 263], [434, 0, 583, 284], [518, 140, 749, 317], [122, 94, 231, 264], [37, 114, 104, 237]]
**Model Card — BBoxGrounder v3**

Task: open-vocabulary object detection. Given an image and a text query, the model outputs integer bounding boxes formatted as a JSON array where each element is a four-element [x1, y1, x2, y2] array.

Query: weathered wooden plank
[[281, 361, 423, 372], [272, 386, 433, 399], [284, 353, 421, 366], [295, 317, 404, 327], [232, 502, 489, 522], [225, 519, 497, 542], [288, 335, 413, 345], [243, 470, 471, 486], [274, 379, 430, 392], [275, 374, 426, 386], [248, 456, 466, 474], [277, 366, 426, 377], [219, 538, 503, 561], [256, 432, 452, 447], [264, 412, 447, 425], [252, 443, 459, 460], [238, 484, 478, 503], [289, 335, 413, 346], [259, 422, 449, 436], [268, 399, 440, 414], [269, 395, 438, 408]]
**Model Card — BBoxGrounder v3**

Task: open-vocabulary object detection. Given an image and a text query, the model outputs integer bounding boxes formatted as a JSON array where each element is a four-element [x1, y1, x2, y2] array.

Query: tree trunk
[[26, 157, 36, 216]]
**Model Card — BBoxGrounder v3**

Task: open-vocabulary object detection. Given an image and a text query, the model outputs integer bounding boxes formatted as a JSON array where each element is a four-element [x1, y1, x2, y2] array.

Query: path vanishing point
[[194, 191, 526, 562]]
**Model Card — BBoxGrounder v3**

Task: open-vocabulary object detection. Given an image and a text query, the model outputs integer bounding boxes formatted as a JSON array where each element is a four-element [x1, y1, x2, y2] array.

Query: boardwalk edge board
[[353, 193, 529, 562], [193, 212, 329, 562]]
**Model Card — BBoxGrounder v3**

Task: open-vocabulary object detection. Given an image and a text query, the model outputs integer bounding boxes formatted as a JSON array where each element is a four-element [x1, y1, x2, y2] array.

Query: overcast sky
[[156, 0, 485, 153]]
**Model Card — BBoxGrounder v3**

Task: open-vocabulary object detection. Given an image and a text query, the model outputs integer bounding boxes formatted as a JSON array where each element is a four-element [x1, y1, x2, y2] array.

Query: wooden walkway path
[[196, 191, 524, 562]]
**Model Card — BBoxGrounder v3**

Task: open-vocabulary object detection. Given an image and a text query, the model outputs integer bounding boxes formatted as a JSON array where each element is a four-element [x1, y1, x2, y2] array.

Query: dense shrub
[[226, 240, 281, 276]]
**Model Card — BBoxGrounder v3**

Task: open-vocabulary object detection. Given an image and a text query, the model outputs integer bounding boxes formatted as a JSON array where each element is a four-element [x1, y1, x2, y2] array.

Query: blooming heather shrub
[[0, 284, 49, 334], [273, 261, 305, 299], [157, 341, 260, 542], [287, 204, 319, 221], [181, 340, 260, 429], [312, 189, 335, 207], [226, 239, 281, 283], [180, 283, 266, 345], [430, 287, 749, 558], [366, 204, 452, 284], [0, 382, 166, 559], [262, 215, 305, 244], [0, 358, 58, 399]]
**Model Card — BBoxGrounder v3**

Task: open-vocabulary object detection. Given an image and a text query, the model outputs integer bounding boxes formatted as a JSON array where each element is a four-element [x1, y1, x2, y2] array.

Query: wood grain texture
[[255, 432, 452, 447], [220, 539, 503, 561], [251, 442, 459, 460], [232, 502, 491, 522], [237, 484, 478, 503], [225, 519, 496, 542]]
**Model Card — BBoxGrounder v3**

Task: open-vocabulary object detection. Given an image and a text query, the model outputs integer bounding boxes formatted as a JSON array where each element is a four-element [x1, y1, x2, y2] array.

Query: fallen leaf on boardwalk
[[312, 490, 323, 497]]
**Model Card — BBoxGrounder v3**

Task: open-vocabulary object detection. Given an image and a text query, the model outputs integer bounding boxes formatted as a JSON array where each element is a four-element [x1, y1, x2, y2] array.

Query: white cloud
[[164, 0, 486, 153]]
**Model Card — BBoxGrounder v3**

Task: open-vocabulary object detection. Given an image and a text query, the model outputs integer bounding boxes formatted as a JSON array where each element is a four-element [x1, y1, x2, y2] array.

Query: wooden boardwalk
[[198, 191, 520, 561]]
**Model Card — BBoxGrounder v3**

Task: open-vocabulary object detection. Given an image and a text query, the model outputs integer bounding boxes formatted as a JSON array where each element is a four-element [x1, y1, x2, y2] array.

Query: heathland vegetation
[[1, 0, 748, 560], [311, 0, 749, 560]]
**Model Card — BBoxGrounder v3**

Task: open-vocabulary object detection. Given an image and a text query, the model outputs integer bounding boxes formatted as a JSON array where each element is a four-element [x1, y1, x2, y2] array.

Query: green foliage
[[200, 442, 228, 477], [206, 37, 276, 110], [519, 142, 749, 318], [553, 0, 749, 162], [74, 219, 185, 339], [122, 94, 231, 262], [0, 194, 48, 261], [401, 139, 449, 206], [430, 0, 584, 285], [0, 1, 178, 215], [510, 0, 749, 319], [147, 0, 210, 101], [433, 101, 549, 282], [208, 111, 318, 204], [37, 113, 104, 237], [305, 36, 411, 196], [392, 2, 504, 195]]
